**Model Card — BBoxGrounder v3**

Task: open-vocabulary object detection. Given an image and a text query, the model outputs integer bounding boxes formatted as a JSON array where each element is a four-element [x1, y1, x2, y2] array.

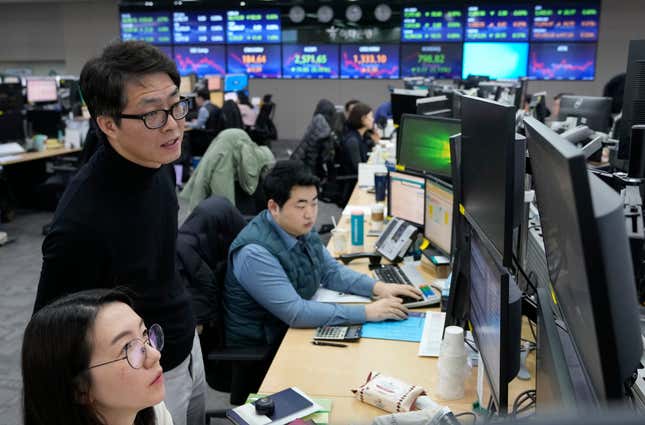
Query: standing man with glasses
[[33, 41, 206, 425]]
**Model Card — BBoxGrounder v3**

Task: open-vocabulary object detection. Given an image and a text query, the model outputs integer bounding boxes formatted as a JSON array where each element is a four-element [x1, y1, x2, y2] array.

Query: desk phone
[[314, 325, 362, 341]]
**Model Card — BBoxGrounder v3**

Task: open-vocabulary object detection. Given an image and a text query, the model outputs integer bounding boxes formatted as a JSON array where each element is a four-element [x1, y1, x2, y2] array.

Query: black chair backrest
[[203, 102, 220, 132], [176, 196, 247, 329]]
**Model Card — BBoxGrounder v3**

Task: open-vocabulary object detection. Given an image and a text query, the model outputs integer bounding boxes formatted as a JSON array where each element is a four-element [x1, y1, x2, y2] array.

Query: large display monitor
[[557, 95, 612, 133], [524, 116, 642, 401], [465, 4, 531, 42], [173, 10, 225, 44], [388, 171, 425, 227], [391, 89, 428, 126], [282, 44, 339, 79], [227, 44, 281, 78], [26, 78, 58, 104], [120, 11, 171, 44], [460, 95, 525, 267], [529, 43, 596, 81], [226, 9, 281, 44], [462, 42, 529, 79], [424, 177, 454, 255], [173, 45, 226, 77], [397, 114, 461, 179], [340, 44, 399, 80], [531, 2, 600, 42], [400, 43, 462, 79], [401, 6, 464, 42]]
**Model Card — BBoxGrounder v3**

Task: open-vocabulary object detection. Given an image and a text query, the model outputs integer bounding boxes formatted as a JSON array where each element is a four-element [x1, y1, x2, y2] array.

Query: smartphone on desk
[[314, 325, 362, 341]]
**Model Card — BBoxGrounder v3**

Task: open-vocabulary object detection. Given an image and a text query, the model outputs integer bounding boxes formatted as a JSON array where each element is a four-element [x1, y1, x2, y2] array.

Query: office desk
[[259, 184, 536, 422], [0, 147, 81, 166]]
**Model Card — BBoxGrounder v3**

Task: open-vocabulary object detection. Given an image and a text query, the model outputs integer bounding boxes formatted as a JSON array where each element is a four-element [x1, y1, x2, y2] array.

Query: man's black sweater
[[34, 141, 195, 371]]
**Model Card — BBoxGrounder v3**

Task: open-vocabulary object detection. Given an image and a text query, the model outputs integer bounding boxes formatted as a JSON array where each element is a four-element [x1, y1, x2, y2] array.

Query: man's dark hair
[[196, 88, 210, 101], [79, 41, 180, 125], [347, 102, 372, 130], [344, 99, 360, 113], [237, 90, 252, 107], [263, 160, 320, 207]]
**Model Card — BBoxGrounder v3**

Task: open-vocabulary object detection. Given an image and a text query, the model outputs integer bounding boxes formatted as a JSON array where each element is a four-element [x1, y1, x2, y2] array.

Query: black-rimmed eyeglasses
[[88, 323, 164, 370], [119, 98, 190, 129]]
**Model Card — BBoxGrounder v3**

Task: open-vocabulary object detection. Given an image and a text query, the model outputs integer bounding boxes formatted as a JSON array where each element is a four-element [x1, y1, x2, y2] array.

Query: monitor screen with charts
[[388, 171, 425, 227], [424, 178, 453, 255]]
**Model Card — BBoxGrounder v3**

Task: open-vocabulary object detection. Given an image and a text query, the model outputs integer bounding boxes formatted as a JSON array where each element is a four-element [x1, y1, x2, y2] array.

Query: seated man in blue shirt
[[186, 88, 218, 130], [224, 160, 422, 350]]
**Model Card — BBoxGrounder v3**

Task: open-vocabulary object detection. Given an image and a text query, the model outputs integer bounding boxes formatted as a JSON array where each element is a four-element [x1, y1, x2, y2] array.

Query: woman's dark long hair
[[217, 100, 244, 132], [236, 90, 253, 107], [22, 289, 156, 425]]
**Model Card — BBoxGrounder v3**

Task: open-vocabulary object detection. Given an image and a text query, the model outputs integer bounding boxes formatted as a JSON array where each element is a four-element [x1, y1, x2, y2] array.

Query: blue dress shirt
[[232, 212, 375, 328]]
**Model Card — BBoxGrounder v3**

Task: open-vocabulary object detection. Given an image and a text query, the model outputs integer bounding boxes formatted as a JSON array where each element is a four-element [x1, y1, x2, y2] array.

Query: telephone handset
[[375, 217, 419, 262]]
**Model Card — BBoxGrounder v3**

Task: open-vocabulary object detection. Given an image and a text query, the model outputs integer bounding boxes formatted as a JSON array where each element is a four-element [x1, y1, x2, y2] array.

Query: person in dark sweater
[[339, 102, 376, 175], [33, 41, 205, 425]]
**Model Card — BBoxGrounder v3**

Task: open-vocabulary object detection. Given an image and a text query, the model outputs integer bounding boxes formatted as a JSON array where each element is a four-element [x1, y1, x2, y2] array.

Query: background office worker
[[33, 41, 205, 425], [224, 160, 422, 351], [186, 87, 219, 130]]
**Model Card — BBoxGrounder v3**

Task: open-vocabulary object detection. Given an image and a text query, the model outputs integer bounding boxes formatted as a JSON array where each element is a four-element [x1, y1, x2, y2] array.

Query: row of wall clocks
[[288, 4, 392, 24]]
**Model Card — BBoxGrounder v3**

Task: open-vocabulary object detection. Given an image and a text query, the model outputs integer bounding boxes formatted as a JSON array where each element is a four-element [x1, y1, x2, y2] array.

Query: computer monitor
[[391, 89, 428, 126], [424, 176, 453, 256], [452, 90, 466, 119], [461, 95, 526, 267], [416, 95, 451, 117], [58, 78, 82, 114], [617, 39, 645, 160], [557, 95, 612, 133], [388, 170, 425, 227], [535, 286, 589, 412], [26, 78, 57, 103], [397, 114, 461, 179], [224, 74, 248, 92], [468, 227, 522, 414], [0, 83, 24, 111], [27, 110, 60, 138], [0, 111, 24, 141], [524, 116, 642, 401]]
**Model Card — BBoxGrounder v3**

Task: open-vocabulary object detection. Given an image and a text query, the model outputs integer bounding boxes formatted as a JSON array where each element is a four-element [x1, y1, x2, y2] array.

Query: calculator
[[314, 325, 362, 341]]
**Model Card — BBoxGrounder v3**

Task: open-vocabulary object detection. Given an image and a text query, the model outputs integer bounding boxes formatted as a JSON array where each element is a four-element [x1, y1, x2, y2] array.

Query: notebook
[[227, 387, 321, 425]]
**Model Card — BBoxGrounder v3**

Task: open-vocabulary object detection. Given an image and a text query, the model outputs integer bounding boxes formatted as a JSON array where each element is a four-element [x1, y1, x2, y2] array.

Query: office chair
[[175, 196, 274, 417]]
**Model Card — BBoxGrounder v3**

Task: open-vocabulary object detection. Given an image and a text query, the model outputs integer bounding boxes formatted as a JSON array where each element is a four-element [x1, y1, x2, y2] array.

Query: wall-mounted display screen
[[340, 45, 400, 80], [282, 44, 339, 79], [529, 42, 596, 80], [173, 11, 225, 44], [462, 42, 529, 79], [465, 5, 531, 41], [401, 43, 462, 78], [173, 46, 226, 77], [226, 9, 281, 44], [227, 44, 282, 78], [120, 12, 171, 44], [156, 45, 173, 59], [531, 3, 600, 41], [401, 6, 464, 42]]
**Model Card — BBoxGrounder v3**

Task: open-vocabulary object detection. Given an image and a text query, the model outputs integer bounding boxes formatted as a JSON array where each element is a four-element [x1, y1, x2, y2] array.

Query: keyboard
[[372, 263, 441, 308]]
